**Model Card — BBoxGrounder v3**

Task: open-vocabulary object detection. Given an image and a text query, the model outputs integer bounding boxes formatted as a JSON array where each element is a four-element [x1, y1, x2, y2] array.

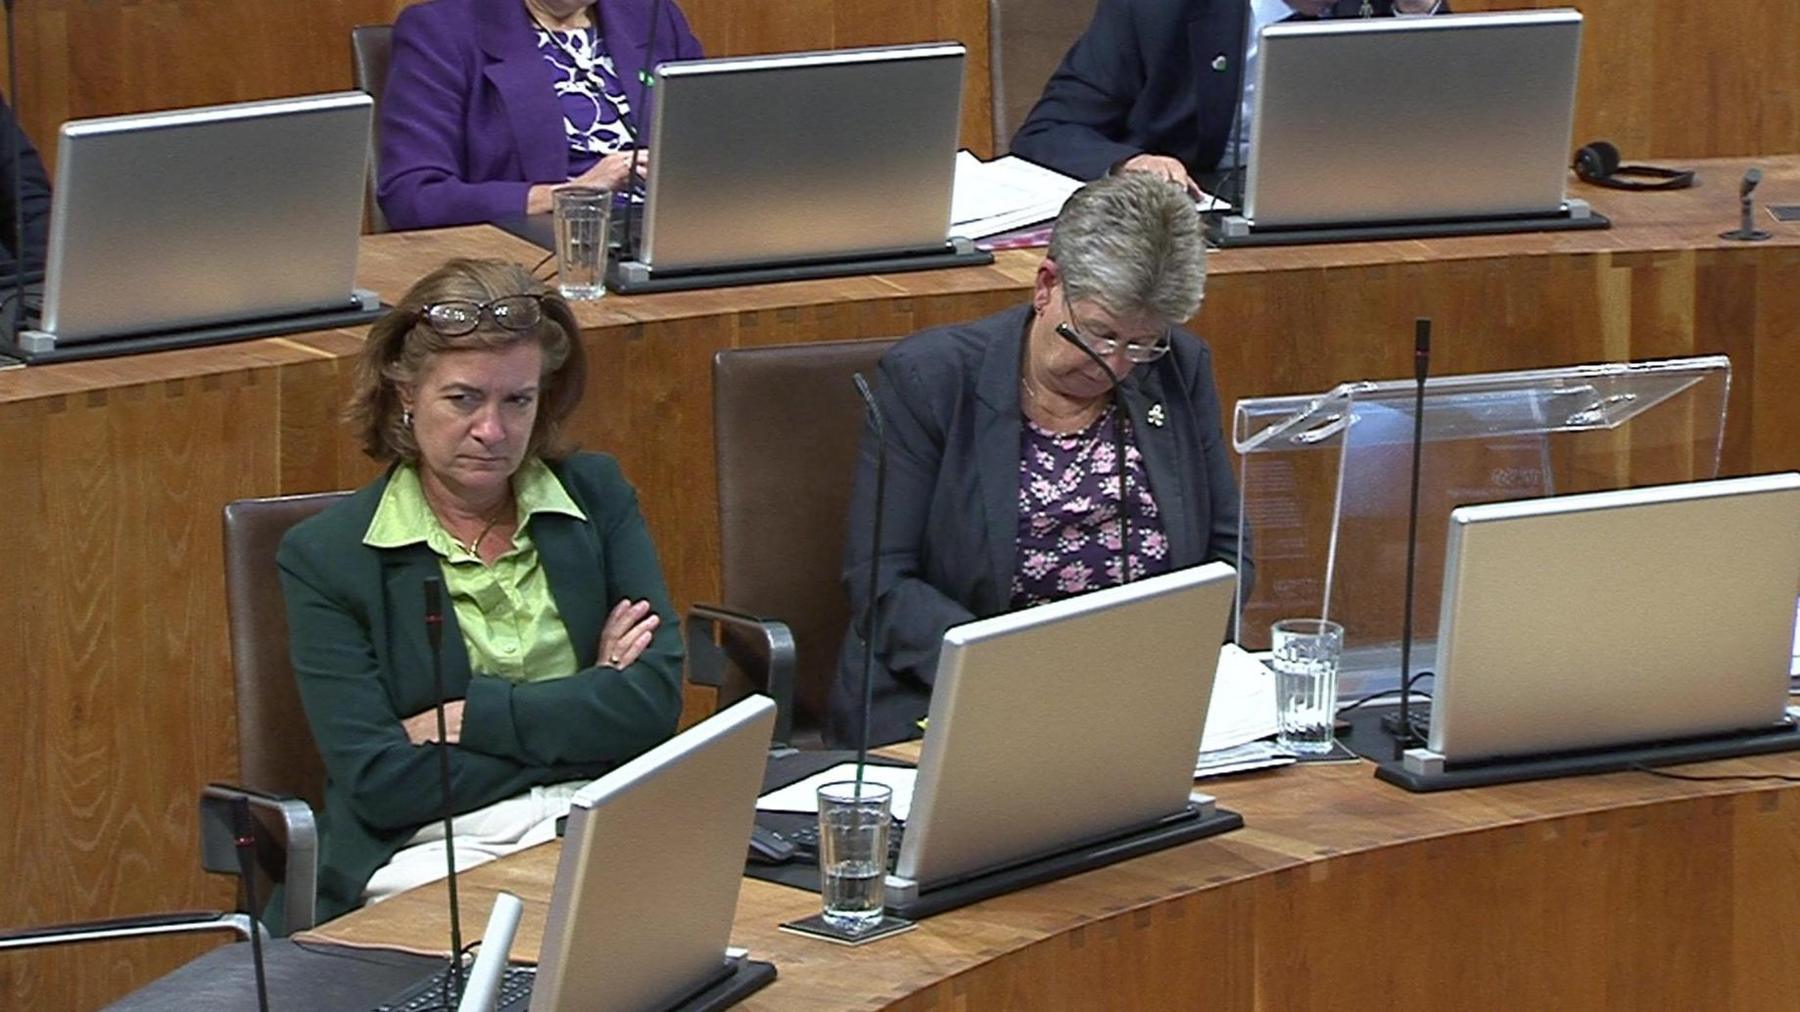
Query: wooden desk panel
[[304, 753, 1800, 1009], [4, 157, 1798, 1007]]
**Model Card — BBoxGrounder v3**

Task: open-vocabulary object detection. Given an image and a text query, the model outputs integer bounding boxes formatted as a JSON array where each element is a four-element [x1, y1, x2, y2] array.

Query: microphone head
[[1741, 168, 1762, 199]]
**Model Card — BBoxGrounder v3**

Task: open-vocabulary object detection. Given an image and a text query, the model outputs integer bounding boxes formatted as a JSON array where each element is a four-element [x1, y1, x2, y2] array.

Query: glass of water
[[553, 186, 610, 300], [815, 780, 891, 934], [1272, 618, 1345, 755]]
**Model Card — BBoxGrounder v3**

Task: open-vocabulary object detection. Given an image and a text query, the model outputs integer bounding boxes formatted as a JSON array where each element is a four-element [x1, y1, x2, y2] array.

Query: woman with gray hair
[[827, 171, 1246, 748]]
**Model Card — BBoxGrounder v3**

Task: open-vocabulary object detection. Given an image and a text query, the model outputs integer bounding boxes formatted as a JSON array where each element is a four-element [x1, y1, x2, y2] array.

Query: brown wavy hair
[[348, 258, 588, 462]]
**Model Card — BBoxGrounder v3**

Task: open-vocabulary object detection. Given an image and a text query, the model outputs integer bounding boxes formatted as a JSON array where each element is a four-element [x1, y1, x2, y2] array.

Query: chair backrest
[[222, 492, 348, 812], [350, 24, 394, 234], [712, 338, 897, 738], [988, 0, 1100, 154]]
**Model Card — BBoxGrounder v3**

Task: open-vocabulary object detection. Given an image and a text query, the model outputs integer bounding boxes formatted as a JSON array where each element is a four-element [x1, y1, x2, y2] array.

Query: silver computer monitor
[[642, 43, 964, 271], [530, 695, 776, 1012], [1245, 9, 1583, 229], [1428, 474, 1800, 763], [39, 92, 371, 343], [894, 562, 1238, 891]]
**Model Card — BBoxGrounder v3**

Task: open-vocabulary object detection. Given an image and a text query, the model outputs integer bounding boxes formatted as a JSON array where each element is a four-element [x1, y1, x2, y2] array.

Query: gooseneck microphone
[[5, 0, 26, 344], [229, 796, 272, 1012], [1719, 167, 1772, 242], [619, 0, 668, 261], [851, 373, 888, 782], [423, 576, 466, 1003], [1387, 318, 1431, 757], [1053, 322, 1134, 586]]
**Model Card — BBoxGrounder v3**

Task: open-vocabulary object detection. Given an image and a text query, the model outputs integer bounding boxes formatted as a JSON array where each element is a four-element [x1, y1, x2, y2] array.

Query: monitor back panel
[[1430, 474, 1800, 762], [896, 562, 1238, 889], [644, 44, 963, 271], [43, 92, 371, 342], [531, 697, 776, 1012], [1247, 10, 1582, 229]]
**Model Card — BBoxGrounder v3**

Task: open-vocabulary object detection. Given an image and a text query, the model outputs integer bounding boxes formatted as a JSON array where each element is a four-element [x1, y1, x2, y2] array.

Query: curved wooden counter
[[307, 748, 1800, 1009], [5, 158, 1799, 1006]]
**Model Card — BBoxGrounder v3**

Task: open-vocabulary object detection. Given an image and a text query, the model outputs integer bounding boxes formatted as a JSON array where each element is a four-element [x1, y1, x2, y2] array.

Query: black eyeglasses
[[1055, 296, 1172, 364], [418, 294, 551, 337]]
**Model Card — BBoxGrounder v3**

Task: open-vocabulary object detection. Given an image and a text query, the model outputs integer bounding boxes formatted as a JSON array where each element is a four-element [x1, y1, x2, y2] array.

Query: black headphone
[[1572, 141, 1695, 191]]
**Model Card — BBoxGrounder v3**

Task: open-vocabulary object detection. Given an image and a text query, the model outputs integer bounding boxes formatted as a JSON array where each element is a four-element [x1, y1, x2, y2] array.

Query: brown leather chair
[[350, 24, 394, 233], [205, 491, 349, 934], [988, 0, 1100, 154], [685, 338, 897, 749]]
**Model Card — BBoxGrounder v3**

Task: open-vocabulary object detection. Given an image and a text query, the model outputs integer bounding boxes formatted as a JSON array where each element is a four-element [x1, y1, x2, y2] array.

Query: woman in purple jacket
[[378, 0, 703, 231]]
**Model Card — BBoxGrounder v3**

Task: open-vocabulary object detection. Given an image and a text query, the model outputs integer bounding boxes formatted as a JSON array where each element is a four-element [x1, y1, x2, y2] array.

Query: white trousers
[[363, 780, 589, 905]]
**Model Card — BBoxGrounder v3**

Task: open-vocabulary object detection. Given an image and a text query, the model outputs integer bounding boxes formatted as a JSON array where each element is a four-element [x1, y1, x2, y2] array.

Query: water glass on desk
[[1272, 618, 1345, 755], [816, 780, 892, 934], [553, 187, 610, 300]]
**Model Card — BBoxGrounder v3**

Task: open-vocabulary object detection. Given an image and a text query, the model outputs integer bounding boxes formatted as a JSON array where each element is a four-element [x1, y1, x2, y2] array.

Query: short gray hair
[[1047, 171, 1207, 325]]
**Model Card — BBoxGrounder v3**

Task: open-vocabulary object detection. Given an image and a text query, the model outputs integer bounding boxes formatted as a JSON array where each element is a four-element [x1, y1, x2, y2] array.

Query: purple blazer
[[378, 0, 703, 230]]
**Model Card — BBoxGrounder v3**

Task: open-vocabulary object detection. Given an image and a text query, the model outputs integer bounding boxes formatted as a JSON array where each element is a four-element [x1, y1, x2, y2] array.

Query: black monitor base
[[1, 294, 384, 366], [882, 800, 1243, 921], [1340, 702, 1800, 793], [1206, 205, 1611, 248], [606, 238, 993, 294]]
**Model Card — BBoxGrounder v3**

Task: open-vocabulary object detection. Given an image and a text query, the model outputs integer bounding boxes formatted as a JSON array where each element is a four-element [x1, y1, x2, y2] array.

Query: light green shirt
[[363, 459, 588, 683]]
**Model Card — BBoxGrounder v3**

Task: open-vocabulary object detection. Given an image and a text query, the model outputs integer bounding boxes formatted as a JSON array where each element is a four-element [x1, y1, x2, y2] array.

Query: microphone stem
[[857, 413, 887, 788], [425, 578, 464, 999], [6, 0, 25, 343], [231, 797, 271, 1012], [1395, 319, 1430, 757]]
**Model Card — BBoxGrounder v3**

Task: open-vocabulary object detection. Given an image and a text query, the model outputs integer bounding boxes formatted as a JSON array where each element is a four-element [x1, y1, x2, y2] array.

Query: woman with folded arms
[[378, 0, 703, 230], [278, 258, 681, 921], [828, 172, 1249, 748]]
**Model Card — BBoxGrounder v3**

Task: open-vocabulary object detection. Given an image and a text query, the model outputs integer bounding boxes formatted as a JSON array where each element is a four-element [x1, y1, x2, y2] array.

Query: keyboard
[[373, 964, 536, 1012]]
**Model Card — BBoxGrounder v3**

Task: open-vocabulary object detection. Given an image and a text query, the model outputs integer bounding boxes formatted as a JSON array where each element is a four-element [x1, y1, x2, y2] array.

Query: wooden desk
[[4, 157, 1799, 1007], [304, 750, 1800, 1009]]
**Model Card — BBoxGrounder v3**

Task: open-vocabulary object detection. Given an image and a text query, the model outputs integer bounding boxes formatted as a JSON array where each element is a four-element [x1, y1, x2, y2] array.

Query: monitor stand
[[2, 291, 384, 366], [606, 238, 993, 295], [1206, 200, 1609, 248], [1341, 702, 1800, 793], [882, 796, 1243, 921]]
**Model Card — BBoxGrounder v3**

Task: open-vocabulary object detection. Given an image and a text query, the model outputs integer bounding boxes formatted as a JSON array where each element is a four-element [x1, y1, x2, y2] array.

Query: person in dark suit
[[0, 95, 51, 276], [827, 172, 1248, 748], [378, 0, 703, 230], [277, 258, 682, 922], [1010, 0, 1441, 192]]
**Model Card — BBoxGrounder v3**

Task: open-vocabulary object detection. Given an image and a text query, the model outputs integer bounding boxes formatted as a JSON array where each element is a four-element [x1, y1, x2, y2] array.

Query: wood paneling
[[1455, 0, 1800, 158], [4, 1, 1797, 176], [3, 0, 992, 174], [302, 749, 1800, 1009], [4, 156, 1799, 1007]]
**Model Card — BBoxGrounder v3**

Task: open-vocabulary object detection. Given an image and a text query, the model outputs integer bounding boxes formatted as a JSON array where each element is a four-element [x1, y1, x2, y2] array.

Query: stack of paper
[[1194, 643, 1287, 778], [950, 151, 1083, 239]]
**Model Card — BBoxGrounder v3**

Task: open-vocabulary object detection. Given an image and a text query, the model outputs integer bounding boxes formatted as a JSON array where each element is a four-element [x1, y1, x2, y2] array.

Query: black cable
[[1627, 763, 1800, 784], [1335, 673, 1434, 716], [530, 250, 556, 279]]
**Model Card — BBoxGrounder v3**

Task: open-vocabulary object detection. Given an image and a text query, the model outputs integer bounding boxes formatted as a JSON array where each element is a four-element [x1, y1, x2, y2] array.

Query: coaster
[[777, 913, 917, 946]]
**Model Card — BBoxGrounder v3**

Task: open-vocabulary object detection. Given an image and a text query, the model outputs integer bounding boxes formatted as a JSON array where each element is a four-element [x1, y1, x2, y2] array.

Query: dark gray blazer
[[827, 305, 1248, 747], [1010, 0, 1435, 181]]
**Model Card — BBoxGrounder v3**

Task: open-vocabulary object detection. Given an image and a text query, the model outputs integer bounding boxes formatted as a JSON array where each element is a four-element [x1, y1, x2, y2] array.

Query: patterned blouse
[[534, 25, 636, 176], [1011, 405, 1171, 609]]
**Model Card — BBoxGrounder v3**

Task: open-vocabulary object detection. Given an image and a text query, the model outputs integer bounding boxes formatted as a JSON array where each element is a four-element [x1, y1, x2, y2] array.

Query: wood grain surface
[[302, 747, 1800, 1010], [4, 1, 1796, 178], [3, 157, 1798, 1007], [2, 0, 993, 174]]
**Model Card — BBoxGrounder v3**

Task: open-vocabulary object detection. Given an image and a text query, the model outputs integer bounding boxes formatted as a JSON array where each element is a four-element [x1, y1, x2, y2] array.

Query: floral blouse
[[1011, 405, 1170, 608]]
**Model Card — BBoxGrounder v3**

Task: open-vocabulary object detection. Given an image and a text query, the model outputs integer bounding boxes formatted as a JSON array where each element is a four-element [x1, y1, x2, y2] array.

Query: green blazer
[[276, 452, 683, 924]]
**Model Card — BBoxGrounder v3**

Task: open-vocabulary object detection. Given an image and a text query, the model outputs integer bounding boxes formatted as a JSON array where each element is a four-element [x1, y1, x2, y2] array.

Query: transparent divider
[[1233, 356, 1730, 700]]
